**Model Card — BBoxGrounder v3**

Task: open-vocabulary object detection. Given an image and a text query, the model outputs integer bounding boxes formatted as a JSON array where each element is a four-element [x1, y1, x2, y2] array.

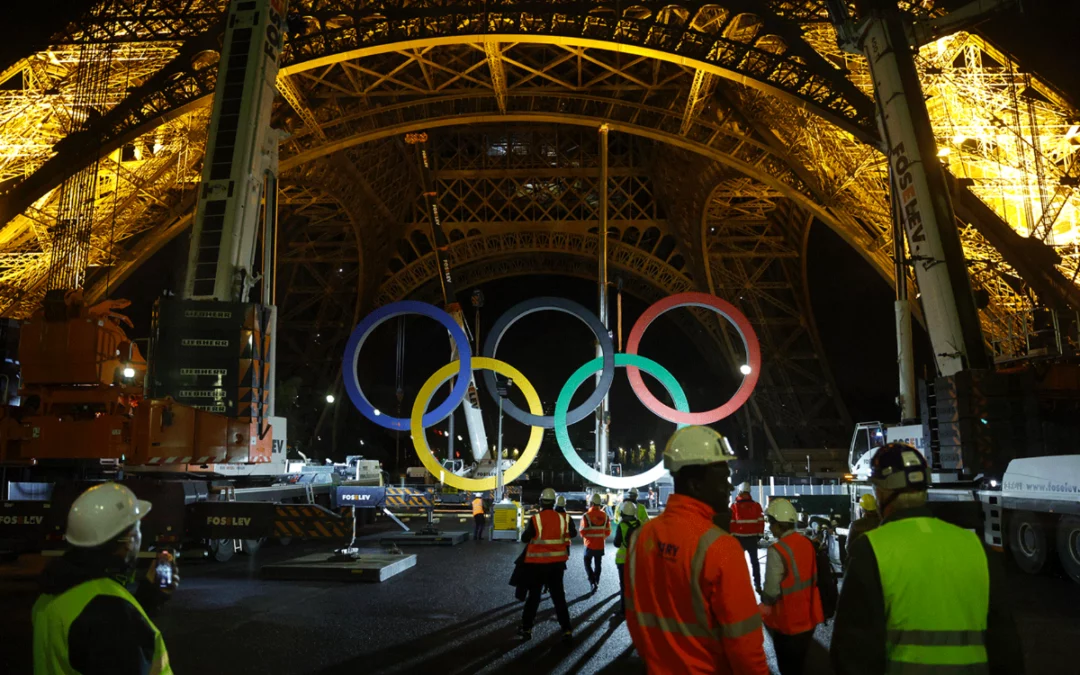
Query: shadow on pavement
[[320, 591, 626, 675]]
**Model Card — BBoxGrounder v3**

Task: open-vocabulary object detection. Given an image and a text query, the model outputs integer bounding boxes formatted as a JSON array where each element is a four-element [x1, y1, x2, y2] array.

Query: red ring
[[625, 292, 761, 425]]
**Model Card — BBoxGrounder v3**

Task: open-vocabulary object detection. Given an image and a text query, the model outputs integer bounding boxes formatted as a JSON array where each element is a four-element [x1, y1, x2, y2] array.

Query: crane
[[404, 132, 492, 466]]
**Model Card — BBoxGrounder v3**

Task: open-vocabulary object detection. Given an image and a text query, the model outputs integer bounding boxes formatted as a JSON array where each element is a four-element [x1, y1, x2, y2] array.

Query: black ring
[[481, 297, 616, 429]]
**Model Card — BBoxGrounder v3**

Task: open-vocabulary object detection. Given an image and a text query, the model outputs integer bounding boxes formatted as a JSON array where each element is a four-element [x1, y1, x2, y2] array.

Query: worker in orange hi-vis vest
[[625, 426, 768, 675], [759, 498, 824, 675], [518, 487, 576, 642], [580, 493, 612, 594], [730, 482, 766, 593]]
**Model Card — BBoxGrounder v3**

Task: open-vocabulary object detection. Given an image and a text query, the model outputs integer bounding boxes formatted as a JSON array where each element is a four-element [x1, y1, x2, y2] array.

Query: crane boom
[[406, 133, 491, 464], [828, 0, 990, 377]]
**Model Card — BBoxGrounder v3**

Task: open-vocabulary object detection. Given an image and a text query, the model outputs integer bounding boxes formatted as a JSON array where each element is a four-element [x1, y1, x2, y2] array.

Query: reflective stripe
[[887, 630, 986, 647], [886, 662, 989, 675], [774, 538, 816, 595], [733, 519, 763, 523], [689, 528, 724, 633], [533, 539, 567, 545], [626, 527, 640, 612], [719, 612, 763, 639], [528, 550, 570, 558], [636, 611, 713, 638]]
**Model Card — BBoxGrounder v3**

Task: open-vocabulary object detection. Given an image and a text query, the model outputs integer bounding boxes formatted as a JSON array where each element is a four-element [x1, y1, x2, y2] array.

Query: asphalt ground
[[2, 532, 1077, 674]]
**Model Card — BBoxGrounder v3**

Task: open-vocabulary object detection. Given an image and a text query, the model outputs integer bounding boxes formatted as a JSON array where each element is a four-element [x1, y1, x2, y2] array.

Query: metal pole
[[891, 166, 917, 422], [596, 125, 610, 478], [496, 389, 506, 502], [447, 410, 455, 462]]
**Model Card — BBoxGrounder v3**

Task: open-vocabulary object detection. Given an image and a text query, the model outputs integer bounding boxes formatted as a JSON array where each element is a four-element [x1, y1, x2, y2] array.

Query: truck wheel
[[207, 539, 236, 563], [1009, 511, 1048, 574], [1056, 516, 1080, 585]]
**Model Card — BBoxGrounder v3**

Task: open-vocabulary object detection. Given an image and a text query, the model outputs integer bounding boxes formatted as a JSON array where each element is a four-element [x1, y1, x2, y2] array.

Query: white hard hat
[[474, 493, 482, 498], [627, 488, 639, 498], [66, 483, 152, 548], [738, 482, 751, 494], [765, 498, 798, 524], [540, 487, 557, 503], [662, 426, 736, 473], [620, 501, 638, 517], [590, 493, 602, 506], [555, 495, 566, 507]]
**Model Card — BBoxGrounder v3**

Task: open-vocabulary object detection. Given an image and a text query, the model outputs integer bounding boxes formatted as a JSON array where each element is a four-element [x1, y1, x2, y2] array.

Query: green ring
[[554, 353, 689, 489]]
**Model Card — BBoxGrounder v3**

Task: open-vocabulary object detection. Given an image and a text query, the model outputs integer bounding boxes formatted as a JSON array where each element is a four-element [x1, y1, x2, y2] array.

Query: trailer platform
[[374, 530, 468, 546], [260, 550, 416, 582]]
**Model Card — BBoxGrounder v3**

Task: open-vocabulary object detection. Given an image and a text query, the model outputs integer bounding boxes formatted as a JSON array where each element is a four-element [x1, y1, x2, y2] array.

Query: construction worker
[[613, 501, 641, 614], [760, 498, 824, 675], [618, 487, 650, 524], [580, 493, 612, 594], [625, 426, 769, 674], [519, 487, 576, 641], [730, 481, 766, 593], [471, 492, 486, 542], [845, 493, 880, 560], [831, 444, 1024, 675], [33, 483, 178, 674]]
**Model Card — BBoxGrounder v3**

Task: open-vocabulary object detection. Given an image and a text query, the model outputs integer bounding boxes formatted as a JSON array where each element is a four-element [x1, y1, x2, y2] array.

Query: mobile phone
[[156, 560, 172, 588]]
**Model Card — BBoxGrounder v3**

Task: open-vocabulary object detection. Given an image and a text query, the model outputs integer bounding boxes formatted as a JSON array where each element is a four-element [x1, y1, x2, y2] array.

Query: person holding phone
[[33, 483, 180, 675]]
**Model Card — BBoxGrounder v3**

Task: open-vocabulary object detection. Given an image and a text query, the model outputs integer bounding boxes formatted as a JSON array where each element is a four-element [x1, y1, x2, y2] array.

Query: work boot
[[517, 627, 532, 640], [590, 581, 598, 594]]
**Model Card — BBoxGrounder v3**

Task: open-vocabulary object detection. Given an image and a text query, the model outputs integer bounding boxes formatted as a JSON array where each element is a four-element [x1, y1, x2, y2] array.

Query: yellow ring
[[411, 357, 543, 492]]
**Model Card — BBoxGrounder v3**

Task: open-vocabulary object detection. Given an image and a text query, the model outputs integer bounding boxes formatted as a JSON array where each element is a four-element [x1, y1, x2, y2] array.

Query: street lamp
[[325, 394, 335, 403]]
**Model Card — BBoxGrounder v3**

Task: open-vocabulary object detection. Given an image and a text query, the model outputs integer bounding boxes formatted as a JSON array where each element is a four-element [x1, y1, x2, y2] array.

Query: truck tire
[[208, 538, 236, 563], [1008, 511, 1049, 575], [1056, 515, 1080, 585]]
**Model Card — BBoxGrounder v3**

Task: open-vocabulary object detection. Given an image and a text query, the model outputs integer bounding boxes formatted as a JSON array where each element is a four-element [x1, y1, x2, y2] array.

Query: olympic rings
[[625, 292, 761, 425], [412, 357, 543, 492], [554, 354, 689, 490], [343, 301, 472, 431], [481, 297, 616, 429]]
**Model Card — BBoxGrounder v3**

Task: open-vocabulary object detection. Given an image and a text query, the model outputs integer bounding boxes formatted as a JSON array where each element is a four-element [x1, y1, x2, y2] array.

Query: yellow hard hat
[[859, 493, 878, 512]]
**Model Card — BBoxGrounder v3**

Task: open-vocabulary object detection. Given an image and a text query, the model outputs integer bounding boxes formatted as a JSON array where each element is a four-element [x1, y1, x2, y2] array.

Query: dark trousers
[[738, 535, 762, 588], [473, 514, 485, 540], [584, 548, 603, 584], [522, 565, 571, 631], [616, 562, 627, 612], [769, 627, 814, 675]]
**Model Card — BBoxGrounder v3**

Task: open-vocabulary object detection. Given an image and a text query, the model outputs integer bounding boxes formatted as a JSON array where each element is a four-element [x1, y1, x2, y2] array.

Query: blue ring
[[342, 301, 471, 431]]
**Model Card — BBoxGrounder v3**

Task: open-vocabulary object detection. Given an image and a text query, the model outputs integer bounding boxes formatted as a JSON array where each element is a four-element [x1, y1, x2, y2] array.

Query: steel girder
[[0, 0, 875, 233]]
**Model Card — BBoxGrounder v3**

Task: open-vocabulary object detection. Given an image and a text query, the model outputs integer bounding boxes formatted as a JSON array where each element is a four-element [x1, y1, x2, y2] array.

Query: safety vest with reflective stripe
[[525, 509, 570, 564], [866, 516, 989, 675], [580, 507, 611, 551], [730, 495, 765, 537], [472, 498, 484, 516], [32, 577, 173, 675], [763, 531, 824, 635], [626, 493, 768, 674], [615, 520, 640, 564]]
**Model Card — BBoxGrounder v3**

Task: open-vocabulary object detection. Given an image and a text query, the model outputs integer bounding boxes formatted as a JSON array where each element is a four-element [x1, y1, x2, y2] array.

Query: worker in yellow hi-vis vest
[[33, 483, 179, 675], [832, 444, 1024, 675]]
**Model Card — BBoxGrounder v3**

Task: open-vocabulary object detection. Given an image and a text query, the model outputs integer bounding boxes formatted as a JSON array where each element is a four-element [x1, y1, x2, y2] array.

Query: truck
[[847, 364, 1080, 585], [0, 0, 357, 560]]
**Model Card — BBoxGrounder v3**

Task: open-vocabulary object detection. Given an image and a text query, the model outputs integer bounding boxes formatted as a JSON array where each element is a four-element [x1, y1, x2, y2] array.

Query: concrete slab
[[260, 550, 416, 582], [378, 530, 468, 546]]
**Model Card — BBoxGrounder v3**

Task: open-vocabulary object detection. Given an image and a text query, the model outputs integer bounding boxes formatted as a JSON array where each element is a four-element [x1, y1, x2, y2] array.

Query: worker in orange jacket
[[759, 498, 824, 675], [730, 482, 765, 593], [580, 492, 612, 594], [625, 426, 769, 674], [518, 487, 576, 641]]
